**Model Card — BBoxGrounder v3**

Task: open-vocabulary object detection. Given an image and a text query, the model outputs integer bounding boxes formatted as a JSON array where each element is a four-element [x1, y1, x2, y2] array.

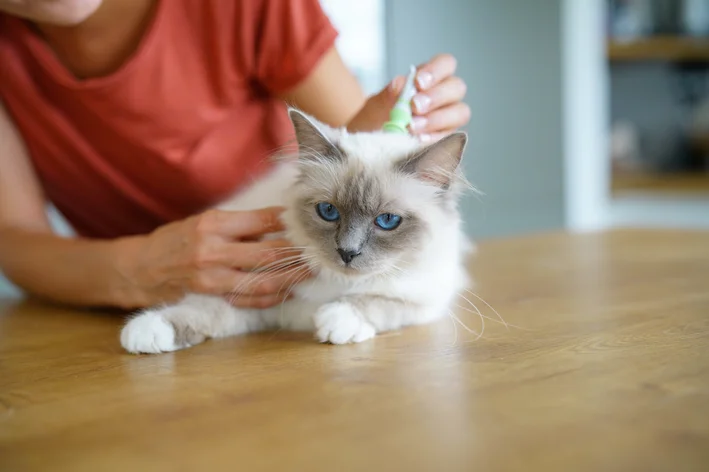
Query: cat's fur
[[120, 110, 472, 354]]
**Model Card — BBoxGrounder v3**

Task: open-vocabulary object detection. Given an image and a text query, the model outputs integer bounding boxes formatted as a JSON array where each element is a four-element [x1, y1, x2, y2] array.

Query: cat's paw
[[314, 302, 376, 345], [121, 311, 179, 354]]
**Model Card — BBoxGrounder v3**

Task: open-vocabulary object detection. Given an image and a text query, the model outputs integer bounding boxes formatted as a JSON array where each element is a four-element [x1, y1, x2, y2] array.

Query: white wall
[[320, 0, 387, 95], [563, 0, 610, 232]]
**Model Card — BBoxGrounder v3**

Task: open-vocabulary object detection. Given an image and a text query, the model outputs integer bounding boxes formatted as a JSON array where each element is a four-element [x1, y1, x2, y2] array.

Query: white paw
[[120, 311, 179, 354], [314, 302, 376, 345]]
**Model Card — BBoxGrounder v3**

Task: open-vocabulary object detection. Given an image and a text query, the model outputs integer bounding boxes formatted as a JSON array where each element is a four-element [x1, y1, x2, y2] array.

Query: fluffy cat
[[120, 109, 472, 354]]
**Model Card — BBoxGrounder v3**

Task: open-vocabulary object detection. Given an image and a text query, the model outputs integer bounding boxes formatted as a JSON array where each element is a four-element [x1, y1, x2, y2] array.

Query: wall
[[385, 0, 566, 238], [320, 0, 386, 95], [563, 0, 610, 232]]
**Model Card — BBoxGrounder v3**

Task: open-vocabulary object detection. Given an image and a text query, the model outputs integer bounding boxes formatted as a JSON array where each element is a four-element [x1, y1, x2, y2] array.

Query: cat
[[120, 109, 472, 354]]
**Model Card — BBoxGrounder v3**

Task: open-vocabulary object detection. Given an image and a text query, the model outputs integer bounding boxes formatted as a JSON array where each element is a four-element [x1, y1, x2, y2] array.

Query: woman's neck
[[33, 0, 157, 79]]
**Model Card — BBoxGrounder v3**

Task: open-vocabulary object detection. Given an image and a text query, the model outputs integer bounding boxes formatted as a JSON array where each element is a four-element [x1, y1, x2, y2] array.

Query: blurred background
[[2, 0, 709, 296], [324, 0, 709, 237]]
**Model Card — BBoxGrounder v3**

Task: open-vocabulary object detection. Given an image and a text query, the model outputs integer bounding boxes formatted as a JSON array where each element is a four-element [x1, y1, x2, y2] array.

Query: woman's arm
[[0, 99, 136, 307], [0, 101, 304, 309], [277, 47, 367, 128]]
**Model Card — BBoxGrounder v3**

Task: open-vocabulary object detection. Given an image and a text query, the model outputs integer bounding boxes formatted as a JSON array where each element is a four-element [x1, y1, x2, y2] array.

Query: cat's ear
[[289, 109, 343, 162], [399, 132, 468, 188]]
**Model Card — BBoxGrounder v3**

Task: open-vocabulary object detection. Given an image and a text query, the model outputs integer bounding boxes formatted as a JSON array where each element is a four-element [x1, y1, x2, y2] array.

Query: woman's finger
[[191, 267, 243, 295], [199, 207, 286, 238], [415, 53, 458, 92], [411, 76, 467, 115], [410, 102, 471, 135], [416, 131, 454, 145], [194, 262, 311, 297], [238, 264, 313, 297], [214, 239, 303, 271]]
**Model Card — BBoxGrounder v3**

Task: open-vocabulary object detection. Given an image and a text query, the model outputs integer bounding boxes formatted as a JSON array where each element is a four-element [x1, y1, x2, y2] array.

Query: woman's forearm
[[0, 227, 142, 309]]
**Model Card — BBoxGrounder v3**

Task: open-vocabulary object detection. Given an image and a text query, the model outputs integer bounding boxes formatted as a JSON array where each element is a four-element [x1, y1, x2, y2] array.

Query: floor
[[1, 229, 708, 471]]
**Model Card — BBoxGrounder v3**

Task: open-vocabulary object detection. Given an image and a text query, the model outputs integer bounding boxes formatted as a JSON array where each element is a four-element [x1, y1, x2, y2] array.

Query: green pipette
[[382, 65, 417, 135]]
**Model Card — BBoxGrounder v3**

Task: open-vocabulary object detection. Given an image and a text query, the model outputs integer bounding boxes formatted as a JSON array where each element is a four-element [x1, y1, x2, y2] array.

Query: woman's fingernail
[[419, 133, 432, 143], [410, 116, 428, 132], [389, 76, 405, 93], [413, 94, 431, 113], [417, 71, 433, 90]]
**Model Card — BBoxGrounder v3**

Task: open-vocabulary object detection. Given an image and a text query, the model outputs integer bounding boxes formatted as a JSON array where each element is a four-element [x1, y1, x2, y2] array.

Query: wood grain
[[1, 229, 708, 471]]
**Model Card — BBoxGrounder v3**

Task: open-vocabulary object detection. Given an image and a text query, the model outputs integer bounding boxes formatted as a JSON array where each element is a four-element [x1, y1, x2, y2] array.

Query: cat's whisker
[[226, 258, 312, 304], [259, 246, 309, 253], [280, 268, 312, 305], [228, 267, 277, 299], [278, 264, 316, 324], [249, 259, 313, 278], [277, 270, 311, 327], [227, 257, 304, 295], [448, 311, 482, 340], [244, 255, 318, 283], [274, 262, 316, 298], [452, 302, 514, 329], [453, 293, 486, 340], [244, 263, 311, 299], [228, 257, 315, 302], [248, 253, 311, 273], [462, 288, 509, 330]]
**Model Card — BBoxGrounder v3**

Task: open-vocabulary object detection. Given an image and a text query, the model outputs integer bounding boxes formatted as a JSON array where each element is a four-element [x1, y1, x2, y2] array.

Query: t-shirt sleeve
[[249, 0, 339, 94]]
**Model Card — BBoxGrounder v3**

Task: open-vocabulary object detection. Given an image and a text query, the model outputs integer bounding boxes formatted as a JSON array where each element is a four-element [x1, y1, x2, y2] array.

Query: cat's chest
[[293, 273, 394, 304]]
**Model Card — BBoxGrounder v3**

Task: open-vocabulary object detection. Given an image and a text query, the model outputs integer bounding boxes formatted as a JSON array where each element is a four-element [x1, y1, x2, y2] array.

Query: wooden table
[[1, 229, 708, 471]]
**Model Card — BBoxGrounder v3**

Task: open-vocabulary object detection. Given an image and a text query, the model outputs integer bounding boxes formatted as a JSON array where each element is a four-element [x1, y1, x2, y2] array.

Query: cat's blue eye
[[316, 202, 340, 222], [374, 213, 402, 230]]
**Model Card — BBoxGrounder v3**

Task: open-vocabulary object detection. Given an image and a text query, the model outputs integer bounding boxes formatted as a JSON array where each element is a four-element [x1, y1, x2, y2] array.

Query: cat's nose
[[337, 248, 361, 264]]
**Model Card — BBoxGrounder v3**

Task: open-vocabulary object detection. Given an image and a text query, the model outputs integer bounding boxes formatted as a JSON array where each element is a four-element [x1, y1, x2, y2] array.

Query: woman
[[0, 0, 470, 310]]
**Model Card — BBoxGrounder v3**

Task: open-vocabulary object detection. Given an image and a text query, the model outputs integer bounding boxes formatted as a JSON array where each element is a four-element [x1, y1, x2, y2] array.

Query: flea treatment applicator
[[382, 65, 417, 135]]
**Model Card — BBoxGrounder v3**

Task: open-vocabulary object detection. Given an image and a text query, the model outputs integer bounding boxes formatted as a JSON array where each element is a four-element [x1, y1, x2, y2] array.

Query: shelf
[[612, 171, 709, 195], [608, 36, 709, 62]]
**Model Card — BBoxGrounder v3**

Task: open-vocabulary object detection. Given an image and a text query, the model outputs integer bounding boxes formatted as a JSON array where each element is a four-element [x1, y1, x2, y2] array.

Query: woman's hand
[[115, 207, 309, 309], [347, 53, 470, 142]]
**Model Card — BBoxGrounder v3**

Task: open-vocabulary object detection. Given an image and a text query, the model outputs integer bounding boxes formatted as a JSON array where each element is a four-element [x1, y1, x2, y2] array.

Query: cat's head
[[283, 109, 468, 277]]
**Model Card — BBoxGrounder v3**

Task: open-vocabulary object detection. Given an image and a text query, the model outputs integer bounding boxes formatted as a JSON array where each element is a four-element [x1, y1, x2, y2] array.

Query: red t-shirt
[[0, 0, 338, 238]]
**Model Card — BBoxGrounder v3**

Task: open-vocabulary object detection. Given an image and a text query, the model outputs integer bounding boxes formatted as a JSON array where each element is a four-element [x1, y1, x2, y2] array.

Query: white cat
[[120, 110, 472, 354]]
